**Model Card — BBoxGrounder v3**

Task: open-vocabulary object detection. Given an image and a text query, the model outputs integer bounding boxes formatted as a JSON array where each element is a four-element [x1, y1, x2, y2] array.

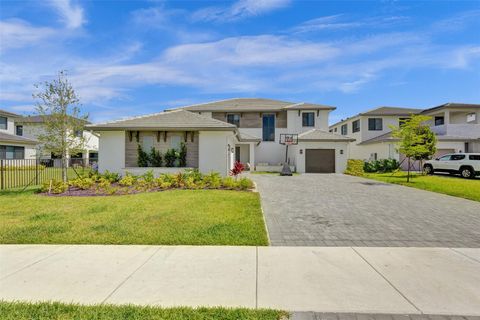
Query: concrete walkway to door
[[251, 173, 480, 247], [1, 245, 480, 316]]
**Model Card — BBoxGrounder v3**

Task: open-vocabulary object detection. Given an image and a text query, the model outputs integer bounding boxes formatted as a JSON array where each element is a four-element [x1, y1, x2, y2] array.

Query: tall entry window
[[262, 114, 275, 141]]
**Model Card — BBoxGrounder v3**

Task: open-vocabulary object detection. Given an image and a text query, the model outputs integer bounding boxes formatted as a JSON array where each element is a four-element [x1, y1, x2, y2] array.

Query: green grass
[[364, 172, 480, 202], [0, 189, 268, 245], [0, 301, 288, 320]]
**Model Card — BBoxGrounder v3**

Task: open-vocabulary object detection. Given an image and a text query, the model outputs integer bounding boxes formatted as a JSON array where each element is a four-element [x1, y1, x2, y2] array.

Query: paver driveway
[[251, 174, 480, 247]]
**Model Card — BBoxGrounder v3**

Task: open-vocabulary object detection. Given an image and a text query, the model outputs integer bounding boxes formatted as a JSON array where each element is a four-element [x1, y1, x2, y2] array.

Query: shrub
[[344, 159, 365, 176], [101, 170, 120, 182], [164, 149, 176, 167], [184, 177, 198, 189], [238, 177, 254, 190], [222, 176, 238, 189], [363, 159, 399, 173], [184, 169, 203, 182], [41, 179, 68, 194], [137, 144, 149, 167], [229, 161, 245, 179], [203, 172, 222, 189], [119, 174, 137, 187], [179, 142, 187, 167], [97, 177, 111, 189], [149, 147, 163, 167], [141, 170, 155, 183], [69, 177, 95, 190], [173, 172, 186, 188]]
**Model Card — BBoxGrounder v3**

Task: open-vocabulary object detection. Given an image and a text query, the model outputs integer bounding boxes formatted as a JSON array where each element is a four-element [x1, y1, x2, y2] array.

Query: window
[[451, 154, 465, 161], [334, 127, 337, 132], [142, 135, 154, 151], [434, 116, 444, 126], [302, 112, 315, 127], [467, 113, 476, 123], [368, 118, 383, 131], [170, 135, 182, 150], [341, 124, 347, 135], [352, 120, 360, 133], [438, 155, 451, 161], [469, 155, 480, 160], [262, 114, 275, 141], [71, 152, 83, 159], [465, 142, 470, 153], [16, 125, 23, 136], [74, 130, 83, 138], [329, 129, 333, 133], [0, 116, 7, 130], [0, 145, 24, 159], [226, 114, 240, 127], [399, 118, 410, 127], [89, 152, 98, 159]]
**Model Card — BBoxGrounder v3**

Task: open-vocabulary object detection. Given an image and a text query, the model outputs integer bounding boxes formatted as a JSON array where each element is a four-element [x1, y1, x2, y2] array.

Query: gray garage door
[[305, 149, 335, 173]]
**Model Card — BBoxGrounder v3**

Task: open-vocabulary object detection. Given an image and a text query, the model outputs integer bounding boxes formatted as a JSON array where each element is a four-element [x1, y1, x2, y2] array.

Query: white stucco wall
[[198, 131, 237, 176], [0, 117, 16, 135], [98, 131, 125, 173], [239, 128, 288, 165], [348, 142, 399, 161], [287, 110, 330, 133], [293, 141, 350, 173]]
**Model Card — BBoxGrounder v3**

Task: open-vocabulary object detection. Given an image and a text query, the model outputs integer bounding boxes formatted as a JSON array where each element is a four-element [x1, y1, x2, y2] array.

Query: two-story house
[[0, 109, 37, 160], [87, 98, 354, 175], [16, 115, 99, 164], [329, 103, 480, 170]]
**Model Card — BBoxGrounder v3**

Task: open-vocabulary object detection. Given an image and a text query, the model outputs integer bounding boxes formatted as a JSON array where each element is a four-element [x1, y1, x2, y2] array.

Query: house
[[0, 109, 37, 160], [329, 103, 480, 169], [86, 98, 354, 176], [16, 115, 99, 164]]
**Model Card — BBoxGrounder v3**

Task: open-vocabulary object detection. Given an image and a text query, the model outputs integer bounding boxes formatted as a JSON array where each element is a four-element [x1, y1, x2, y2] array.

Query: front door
[[235, 146, 241, 163]]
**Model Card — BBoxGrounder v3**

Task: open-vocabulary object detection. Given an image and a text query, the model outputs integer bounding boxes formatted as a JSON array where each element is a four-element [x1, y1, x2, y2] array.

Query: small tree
[[33, 71, 88, 182], [229, 161, 245, 180], [390, 114, 437, 182]]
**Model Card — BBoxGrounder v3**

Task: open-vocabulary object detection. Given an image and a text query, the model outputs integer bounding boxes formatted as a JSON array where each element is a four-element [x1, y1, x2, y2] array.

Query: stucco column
[[249, 143, 255, 171], [444, 110, 450, 124]]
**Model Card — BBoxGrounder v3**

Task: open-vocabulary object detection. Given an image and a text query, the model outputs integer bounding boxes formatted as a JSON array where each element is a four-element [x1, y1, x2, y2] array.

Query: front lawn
[[0, 189, 268, 245], [364, 172, 480, 202], [0, 301, 287, 320]]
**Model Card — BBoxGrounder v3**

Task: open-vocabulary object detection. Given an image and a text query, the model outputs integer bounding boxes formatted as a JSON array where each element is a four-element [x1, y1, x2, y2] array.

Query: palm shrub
[[119, 173, 137, 186], [238, 177, 254, 190], [69, 177, 95, 190], [203, 172, 222, 189], [222, 177, 238, 189], [40, 179, 68, 194]]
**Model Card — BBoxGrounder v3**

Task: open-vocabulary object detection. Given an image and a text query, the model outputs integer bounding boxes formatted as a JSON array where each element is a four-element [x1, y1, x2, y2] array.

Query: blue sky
[[1, 0, 479, 124]]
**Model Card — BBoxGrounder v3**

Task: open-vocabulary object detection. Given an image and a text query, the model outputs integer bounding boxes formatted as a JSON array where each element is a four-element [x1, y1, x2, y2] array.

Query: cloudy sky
[[1, 0, 479, 123]]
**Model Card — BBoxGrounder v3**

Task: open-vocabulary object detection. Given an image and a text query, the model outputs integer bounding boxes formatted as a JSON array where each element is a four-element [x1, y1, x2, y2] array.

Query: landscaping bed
[[0, 301, 287, 320], [40, 169, 254, 196], [0, 188, 268, 245]]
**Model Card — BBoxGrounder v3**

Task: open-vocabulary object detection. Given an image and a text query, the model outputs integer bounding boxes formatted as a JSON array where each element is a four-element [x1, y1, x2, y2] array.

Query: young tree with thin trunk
[[33, 71, 88, 182], [390, 114, 437, 182]]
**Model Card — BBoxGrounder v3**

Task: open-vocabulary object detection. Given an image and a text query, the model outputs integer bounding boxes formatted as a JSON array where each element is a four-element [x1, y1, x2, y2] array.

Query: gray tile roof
[[421, 102, 480, 114], [330, 106, 422, 128], [86, 109, 236, 131], [17, 115, 90, 124], [298, 129, 355, 142], [359, 131, 480, 145], [0, 132, 38, 145], [0, 109, 20, 118], [177, 98, 335, 112], [237, 131, 261, 142]]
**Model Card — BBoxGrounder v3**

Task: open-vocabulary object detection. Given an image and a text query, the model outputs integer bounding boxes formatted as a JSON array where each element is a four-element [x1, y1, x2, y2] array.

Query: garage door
[[305, 149, 335, 173]]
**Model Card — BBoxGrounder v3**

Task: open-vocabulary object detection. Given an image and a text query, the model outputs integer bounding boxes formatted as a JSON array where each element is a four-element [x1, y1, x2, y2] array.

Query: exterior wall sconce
[[299, 149, 303, 154], [340, 150, 344, 154]]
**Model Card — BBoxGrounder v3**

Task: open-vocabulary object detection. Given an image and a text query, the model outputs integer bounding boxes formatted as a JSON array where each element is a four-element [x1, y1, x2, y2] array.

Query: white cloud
[[48, 0, 85, 29], [0, 19, 55, 51], [192, 0, 290, 22]]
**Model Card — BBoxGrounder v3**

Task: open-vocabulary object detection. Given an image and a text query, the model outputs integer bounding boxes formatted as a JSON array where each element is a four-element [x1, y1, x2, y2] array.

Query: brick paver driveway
[[251, 174, 480, 247]]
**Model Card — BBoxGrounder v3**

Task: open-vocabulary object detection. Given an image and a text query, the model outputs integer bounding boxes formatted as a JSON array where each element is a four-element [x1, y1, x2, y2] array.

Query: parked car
[[424, 153, 480, 178]]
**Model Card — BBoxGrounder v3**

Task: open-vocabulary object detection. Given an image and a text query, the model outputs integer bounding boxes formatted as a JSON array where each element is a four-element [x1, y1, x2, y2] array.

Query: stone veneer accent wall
[[125, 131, 199, 168], [211, 111, 287, 128]]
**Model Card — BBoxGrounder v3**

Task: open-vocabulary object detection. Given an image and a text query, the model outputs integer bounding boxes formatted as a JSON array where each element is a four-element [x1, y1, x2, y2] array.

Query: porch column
[[249, 143, 255, 171]]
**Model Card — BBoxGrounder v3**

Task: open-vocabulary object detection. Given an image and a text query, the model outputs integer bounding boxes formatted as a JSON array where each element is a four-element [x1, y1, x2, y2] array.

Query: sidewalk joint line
[[0, 245, 69, 281], [449, 248, 480, 264], [255, 246, 259, 309], [351, 247, 423, 314], [101, 246, 162, 304]]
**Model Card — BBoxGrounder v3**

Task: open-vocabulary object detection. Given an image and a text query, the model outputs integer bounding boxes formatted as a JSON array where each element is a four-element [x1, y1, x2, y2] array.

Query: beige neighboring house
[[329, 103, 480, 170], [0, 109, 37, 160], [16, 115, 99, 163], [87, 98, 354, 176]]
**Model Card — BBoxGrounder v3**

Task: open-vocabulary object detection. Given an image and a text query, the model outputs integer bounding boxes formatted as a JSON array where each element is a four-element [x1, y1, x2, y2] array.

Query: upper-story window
[[262, 114, 275, 141], [0, 116, 7, 130], [368, 118, 383, 131], [467, 113, 476, 123], [334, 127, 337, 132], [16, 125, 23, 136], [434, 116, 444, 126], [352, 120, 360, 133], [302, 112, 315, 127], [341, 124, 347, 135], [226, 114, 240, 127]]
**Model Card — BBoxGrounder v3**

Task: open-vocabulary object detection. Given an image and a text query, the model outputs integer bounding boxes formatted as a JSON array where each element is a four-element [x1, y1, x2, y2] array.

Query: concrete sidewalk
[[1, 245, 479, 316]]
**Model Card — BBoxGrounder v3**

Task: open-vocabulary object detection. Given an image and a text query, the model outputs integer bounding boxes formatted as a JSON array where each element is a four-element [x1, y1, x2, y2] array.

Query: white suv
[[424, 153, 480, 178]]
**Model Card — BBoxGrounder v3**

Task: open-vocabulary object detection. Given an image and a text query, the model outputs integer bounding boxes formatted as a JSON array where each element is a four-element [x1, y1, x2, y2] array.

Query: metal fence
[[0, 158, 94, 190]]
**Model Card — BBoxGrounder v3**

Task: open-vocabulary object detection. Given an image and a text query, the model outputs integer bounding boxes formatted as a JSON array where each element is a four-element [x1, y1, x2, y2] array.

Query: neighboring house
[[329, 103, 480, 169], [0, 109, 37, 160], [86, 98, 354, 175], [16, 115, 99, 163]]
